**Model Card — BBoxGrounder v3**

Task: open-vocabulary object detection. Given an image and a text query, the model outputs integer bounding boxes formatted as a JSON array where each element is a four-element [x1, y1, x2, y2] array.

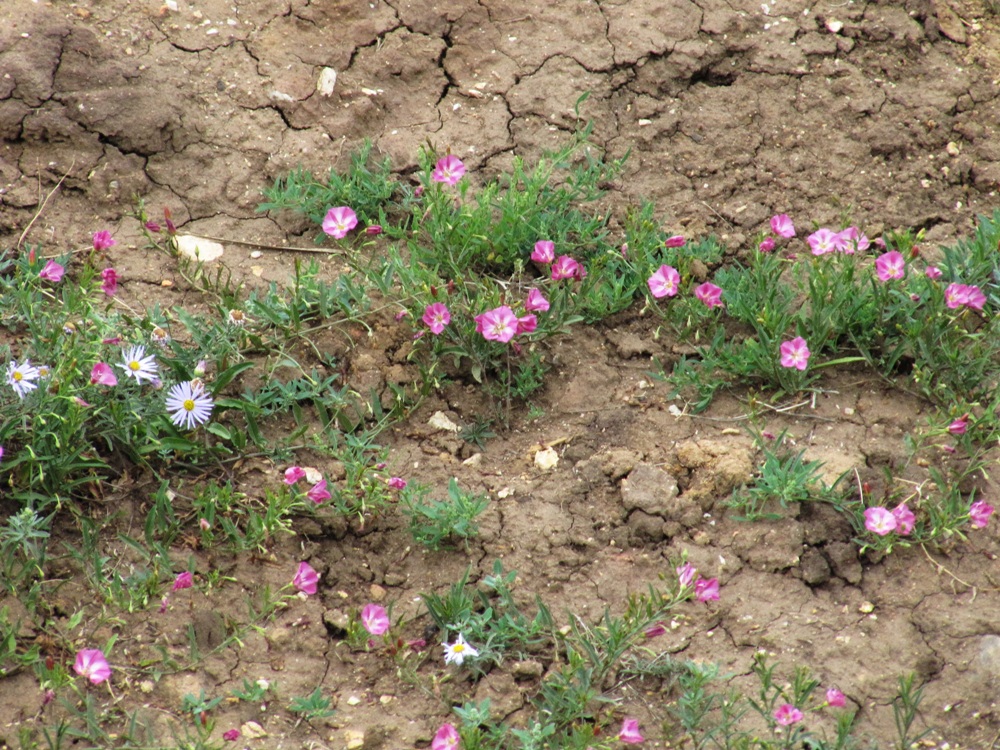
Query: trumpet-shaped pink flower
[[838, 226, 869, 253], [925, 266, 942, 280], [770, 214, 796, 238], [525, 288, 550, 312], [807, 228, 840, 255], [361, 603, 390, 636], [477, 306, 519, 343], [664, 234, 686, 248], [223, 729, 241, 741], [644, 622, 668, 639], [173, 571, 193, 591], [39, 260, 65, 283], [948, 415, 969, 435], [943, 283, 984, 310], [531, 240, 555, 264], [648, 264, 680, 299], [100, 268, 118, 296], [516, 314, 537, 334], [694, 577, 719, 602], [875, 251, 905, 281], [322, 206, 358, 239], [388, 476, 407, 490], [74, 649, 111, 685], [759, 237, 776, 252], [551, 255, 584, 280], [694, 282, 723, 308], [864, 507, 897, 535], [432, 155, 466, 186], [779, 337, 810, 371], [431, 723, 461, 750], [618, 717, 644, 744], [366, 225, 383, 235], [90, 362, 118, 387], [93, 230, 116, 251], [307, 479, 331, 504], [773, 703, 803, 726], [970, 500, 994, 529], [284, 466, 306, 484], [676, 562, 697, 587], [826, 688, 846, 708], [293, 561, 319, 595], [423, 303, 451, 335], [892, 503, 915, 536], [965, 285, 986, 310]]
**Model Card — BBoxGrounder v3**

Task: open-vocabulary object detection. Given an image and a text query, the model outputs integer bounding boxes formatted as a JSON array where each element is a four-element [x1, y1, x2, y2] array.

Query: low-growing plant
[[288, 687, 335, 721], [403, 477, 489, 550]]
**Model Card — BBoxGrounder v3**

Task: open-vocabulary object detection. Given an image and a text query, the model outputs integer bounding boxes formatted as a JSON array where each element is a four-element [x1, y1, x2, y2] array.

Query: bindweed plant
[[402, 477, 490, 550]]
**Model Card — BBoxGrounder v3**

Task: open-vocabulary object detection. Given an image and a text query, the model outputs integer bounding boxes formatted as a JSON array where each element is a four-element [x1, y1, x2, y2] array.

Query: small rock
[[534, 447, 559, 471], [241, 720, 267, 739], [428, 411, 460, 433], [317, 67, 338, 96], [176, 235, 224, 262], [799, 548, 831, 586], [369, 584, 387, 601], [512, 660, 544, 680], [344, 729, 365, 749], [946, 141, 961, 157], [346, 695, 362, 706], [826, 19, 844, 33], [858, 601, 875, 614]]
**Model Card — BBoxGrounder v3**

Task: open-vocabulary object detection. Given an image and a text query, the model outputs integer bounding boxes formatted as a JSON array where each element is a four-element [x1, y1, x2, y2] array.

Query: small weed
[[288, 687, 335, 721], [403, 478, 489, 550]]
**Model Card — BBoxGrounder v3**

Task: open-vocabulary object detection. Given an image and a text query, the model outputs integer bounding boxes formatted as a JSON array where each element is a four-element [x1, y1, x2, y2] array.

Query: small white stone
[[317, 67, 338, 96], [534, 447, 559, 471], [826, 19, 844, 33], [428, 411, 460, 433], [176, 235, 224, 262]]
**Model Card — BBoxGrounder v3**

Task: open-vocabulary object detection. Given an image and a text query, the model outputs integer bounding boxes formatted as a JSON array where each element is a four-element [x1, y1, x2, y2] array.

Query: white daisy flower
[[443, 634, 479, 666], [119, 345, 159, 384], [227, 309, 248, 328], [6, 360, 40, 398], [165, 380, 214, 429]]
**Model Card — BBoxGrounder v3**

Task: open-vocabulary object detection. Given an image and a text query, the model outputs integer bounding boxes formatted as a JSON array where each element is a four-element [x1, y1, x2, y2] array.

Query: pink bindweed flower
[[93, 230, 116, 251], [477, 306, 519, 343], [948, 415, 969, 435], [39, 260, 65, 283], [969, 500, 994, 529], [422, 303, 451, 335], [676, 562, 697, 587], [620, 243, 629, 258], [100, 268, 118, 296], [173, 571, 193, 591], [223, 729, 240, 741], [531, 240, 555, 264], [74, 649, 111, 685], [925, 266, 942, 280], [431, 723, 461, 750], [864, 507, 897, 535], [388, 476, 407, 490], [839, 226, 869, 253], [432, 155, 466, 186], [618, 717, 644, 744], [284, 466, 306, 484], [694, 282, 723, 309], [773, 703, 803, 726], [366, 225, 383, 236], [199, 518, 211, 531], [306, 479, 331, 504], [90, 362, 118, 387], [779, 337, 810, 371], [322, 206, 358, 239], [944, 283, 971, 309], [293, 561, 319, 595], [648, 264, 681, 299], [875, 251, 905, 281], [807, 228, 840, 255], [551, 255, 584, 280], [892, 503, 915, 536], [525, 288, 550, 312], [826, 688, 846, 708], [361, 603, 390, 636], [644, 622, 668, 639], [770, 214, 796, 238], [964, 285, 986, 310], [516, 314, 537, 334], [759, 236, 776, 252], [664, 234, 686, 248], [694, 577, 719, 602]]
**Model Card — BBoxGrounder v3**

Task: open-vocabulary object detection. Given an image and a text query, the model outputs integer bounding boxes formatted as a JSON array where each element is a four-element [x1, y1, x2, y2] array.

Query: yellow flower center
[[453, 643, 465, 653], [129, 361, 140, 371], [183, 399, 195, 411], [12, 372, 22, 382]]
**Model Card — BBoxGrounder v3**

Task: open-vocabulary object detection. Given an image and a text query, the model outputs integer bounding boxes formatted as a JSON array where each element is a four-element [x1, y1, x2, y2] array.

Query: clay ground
[[4, 0, 1000, 747]]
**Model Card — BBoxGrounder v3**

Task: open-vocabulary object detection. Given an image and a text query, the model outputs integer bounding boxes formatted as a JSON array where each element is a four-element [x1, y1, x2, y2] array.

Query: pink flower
[[618, 717, 644, 744], [90, 362, 118, 387], [39, 260, 65, 283], [199, 518, 211, 531], [366, 225, 383, 235], [525, 288, 550, 312], [694, 577, 719, 602], [644, 622, 668, 639], [664, 234, 686, 248], [423, 303, 451, 335], [826, 688, 846, 708], [965, 285, 986, 310], [839, 226, 869, 253], [807, 228, 839, 255], [306, 479, 331, 504], [432, 155, 466, 186], [551, 255, 584, 280], [779, 337, 810, 371], [223, 729, 241, 741], [925, 266, 942, 280], [100, 268, 118, 296], [322, 206, 358, 239], [648, 264, 680, 299], [531, 240, 555, 264], [74, 649, 111, 685], [676, 562, 697, 587], [145, 221, 161, 233], [875, 251, 905, 281], [773, 703, 803, 726], [173, 571, 193, 591], [694, 282, 723, 309], [477, 306, 519, 343], [516, 314, 537, 334], [770, 214, 796, 239], [388, 476, 407, 490], [361, 603, 390, 636], [293, 561, 319, 595], [948, 415, 969, 435], [892, 503, 915, 536], [620, 243, 629, 258], [758, 237, 776, 252], [970, 500, 994, 529], [431, 723, 461, 750], [944, 283, 969, 309], [864, 507, 897, 535], [93, 230, 116, 251], [284, 466, 306, 484]]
